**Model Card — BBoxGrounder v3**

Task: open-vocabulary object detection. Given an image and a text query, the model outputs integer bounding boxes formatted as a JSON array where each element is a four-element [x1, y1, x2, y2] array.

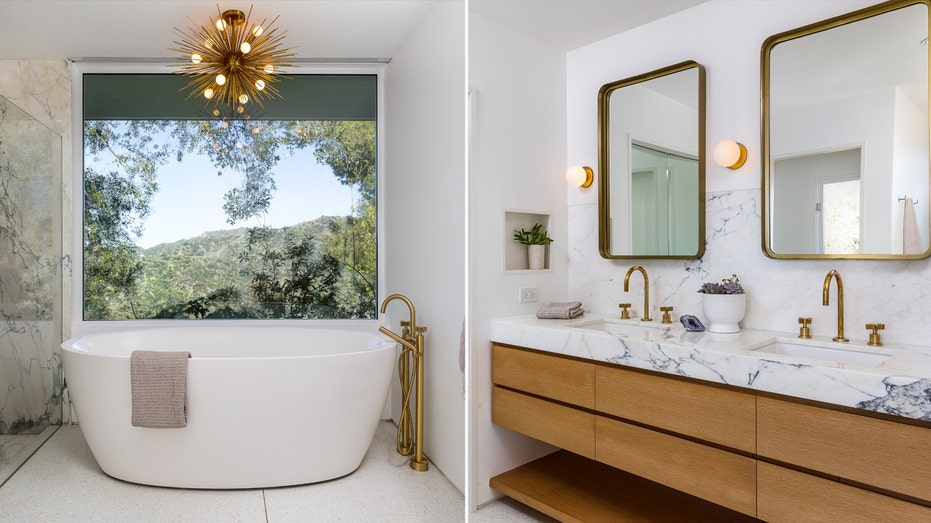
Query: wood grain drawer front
[[595, 365, 756, 453], [595, 416, 757, 516], [492, 344, 595, 408], [492, 386, 595, 459], [758, 397, 931, 502], [758, 462, 931, 523]]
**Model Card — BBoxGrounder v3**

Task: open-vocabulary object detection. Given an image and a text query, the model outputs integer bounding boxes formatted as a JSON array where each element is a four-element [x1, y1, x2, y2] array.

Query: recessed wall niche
[[505, 211, 551, 272]]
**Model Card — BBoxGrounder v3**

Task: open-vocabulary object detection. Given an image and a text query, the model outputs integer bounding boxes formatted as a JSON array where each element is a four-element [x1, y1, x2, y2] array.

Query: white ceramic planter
[[528, 244, 546, 270], [701, 293, 746, 333]]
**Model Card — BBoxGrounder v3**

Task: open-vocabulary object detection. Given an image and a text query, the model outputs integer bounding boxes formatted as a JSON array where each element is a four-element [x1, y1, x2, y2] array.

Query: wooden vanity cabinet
[[491, 344, 596, 457], [594, 363, 757, 515], [596, 363, 756, 452], [491, 343, 757, 518], [758, 462, 931, 523], [491, 343, 931, 521], [757, 397, 931, 513]]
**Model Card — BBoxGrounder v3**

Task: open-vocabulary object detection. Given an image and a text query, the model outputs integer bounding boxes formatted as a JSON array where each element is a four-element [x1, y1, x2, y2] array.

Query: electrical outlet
[[519, 287, 538, 303]]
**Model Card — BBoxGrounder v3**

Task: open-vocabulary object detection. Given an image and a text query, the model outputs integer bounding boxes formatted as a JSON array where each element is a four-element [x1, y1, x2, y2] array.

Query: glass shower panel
[[0, 96, 62, 485]]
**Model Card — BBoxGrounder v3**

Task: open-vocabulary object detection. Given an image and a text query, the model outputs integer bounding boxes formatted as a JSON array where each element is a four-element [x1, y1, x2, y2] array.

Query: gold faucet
[[624, 266, 652, 321], [379, 293, 429, 472], [822, 270, 848, 342]]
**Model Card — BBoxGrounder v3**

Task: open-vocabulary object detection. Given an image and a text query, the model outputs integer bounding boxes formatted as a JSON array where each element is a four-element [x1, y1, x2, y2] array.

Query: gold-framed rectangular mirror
[[598, 60, 706, 259], [762, 0, 930, 259]]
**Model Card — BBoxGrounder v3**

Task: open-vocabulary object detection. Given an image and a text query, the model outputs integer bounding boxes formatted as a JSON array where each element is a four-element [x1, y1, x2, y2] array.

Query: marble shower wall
[[0, 61, 71, 433], [570, 188, 931, 348]]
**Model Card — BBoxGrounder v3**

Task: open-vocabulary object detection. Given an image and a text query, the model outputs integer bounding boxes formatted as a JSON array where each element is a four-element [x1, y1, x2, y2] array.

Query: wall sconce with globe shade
[[566, 165, 594, 187], [713, 140, 748, 170]]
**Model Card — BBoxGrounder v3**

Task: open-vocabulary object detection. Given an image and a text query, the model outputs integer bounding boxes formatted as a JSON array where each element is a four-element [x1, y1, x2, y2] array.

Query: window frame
[[70, 61, 386, 335]]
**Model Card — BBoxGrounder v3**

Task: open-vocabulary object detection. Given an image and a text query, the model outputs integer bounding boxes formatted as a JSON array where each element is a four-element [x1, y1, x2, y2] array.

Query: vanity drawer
[[492, 386, 595, 459], [595, 364, 756, 453], [758, 462, 931, 523], [595, 415, 756, 516], [492, 344, 595, 409], [757, 397, 931, 502]]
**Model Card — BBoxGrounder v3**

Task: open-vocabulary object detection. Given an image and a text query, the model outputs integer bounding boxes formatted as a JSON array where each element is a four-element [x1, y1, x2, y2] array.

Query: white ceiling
[[470, 0, 707, 51], [0, 1, 439, 60], [0, 0, 707, 61]]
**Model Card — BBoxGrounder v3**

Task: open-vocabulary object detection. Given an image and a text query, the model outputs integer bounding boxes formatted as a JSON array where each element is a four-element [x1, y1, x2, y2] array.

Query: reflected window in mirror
[[598, 61, 705, 259], [762, 0, 930, 259]]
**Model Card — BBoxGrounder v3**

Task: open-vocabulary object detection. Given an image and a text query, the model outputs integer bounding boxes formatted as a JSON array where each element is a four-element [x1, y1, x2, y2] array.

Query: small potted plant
[[513, 223, 553, 270], [697, 274, 746, 333]]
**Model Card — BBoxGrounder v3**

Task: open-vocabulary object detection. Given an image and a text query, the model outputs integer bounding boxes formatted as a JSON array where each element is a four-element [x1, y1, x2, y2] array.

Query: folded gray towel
[[130, 350, 191, 428], [536, 301, 584, 319]]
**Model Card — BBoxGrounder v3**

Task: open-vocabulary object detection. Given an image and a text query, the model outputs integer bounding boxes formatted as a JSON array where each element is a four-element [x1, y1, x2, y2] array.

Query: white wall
[[472, 0, 931, 511], [567, 0, 931, 345], [467, 13, 568, 509], [384, 0, 466, 496]]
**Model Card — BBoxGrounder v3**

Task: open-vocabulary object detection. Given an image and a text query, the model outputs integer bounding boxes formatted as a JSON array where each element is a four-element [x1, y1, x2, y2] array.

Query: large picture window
[[82, 74, 377, 320]]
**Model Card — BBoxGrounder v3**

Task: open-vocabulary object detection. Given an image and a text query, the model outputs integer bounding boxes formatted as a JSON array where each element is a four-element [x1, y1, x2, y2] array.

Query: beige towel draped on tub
[[131, 350, 191, 428]]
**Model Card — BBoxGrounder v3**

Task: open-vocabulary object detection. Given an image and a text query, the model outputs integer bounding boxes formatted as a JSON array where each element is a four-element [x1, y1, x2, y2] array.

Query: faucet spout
[[623, 266, 653, 321], [380, 293, 416, 329], [822, 270, 848, 342]]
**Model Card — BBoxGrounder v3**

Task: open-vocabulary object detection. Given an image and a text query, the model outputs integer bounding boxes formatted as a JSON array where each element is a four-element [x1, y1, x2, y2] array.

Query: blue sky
[[135, 144, 354, 249]]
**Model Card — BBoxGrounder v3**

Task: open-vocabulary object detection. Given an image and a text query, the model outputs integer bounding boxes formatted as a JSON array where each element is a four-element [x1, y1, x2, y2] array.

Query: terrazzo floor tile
[[1, 421, 549, 522], [0, 425, 267, 523], [263, 422, 465, 522], [0, 425, 58, 485]]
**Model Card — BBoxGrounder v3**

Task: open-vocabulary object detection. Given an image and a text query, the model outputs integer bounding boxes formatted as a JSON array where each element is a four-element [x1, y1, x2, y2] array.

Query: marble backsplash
[[569, 188, 931, 348]]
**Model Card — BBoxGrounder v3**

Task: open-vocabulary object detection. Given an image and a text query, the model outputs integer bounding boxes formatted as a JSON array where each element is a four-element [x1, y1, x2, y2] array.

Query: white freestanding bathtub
[[61, 326, 394, 489]]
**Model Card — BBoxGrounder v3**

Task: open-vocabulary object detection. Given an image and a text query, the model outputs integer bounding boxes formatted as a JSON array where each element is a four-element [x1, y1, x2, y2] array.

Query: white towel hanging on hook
[[903, 197, 922, 255]]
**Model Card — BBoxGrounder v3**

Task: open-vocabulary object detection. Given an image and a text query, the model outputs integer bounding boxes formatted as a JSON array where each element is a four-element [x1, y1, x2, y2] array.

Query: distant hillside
[[141, 216, 341, 257], [133, 216, 345, 316]]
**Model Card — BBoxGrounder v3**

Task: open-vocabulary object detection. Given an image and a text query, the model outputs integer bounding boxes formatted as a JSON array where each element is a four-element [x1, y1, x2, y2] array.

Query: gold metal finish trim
[[170, 5, 296, 112], [660, 306, 674, 324], [623, 266, 652, 321], [797, 317, 812, 339], [822, 270, 848, 342], [760, 0, 931, 259], [866, 323, 885, 346], [379, 294, 429, 472], [597, 60, 706, 260]]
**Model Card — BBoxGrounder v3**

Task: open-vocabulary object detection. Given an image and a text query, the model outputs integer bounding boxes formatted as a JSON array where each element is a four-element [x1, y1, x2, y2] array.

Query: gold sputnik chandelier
[[171, 5, 295, 114]]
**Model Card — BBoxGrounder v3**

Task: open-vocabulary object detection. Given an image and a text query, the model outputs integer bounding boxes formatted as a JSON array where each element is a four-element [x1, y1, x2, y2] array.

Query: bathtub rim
[[62, 323, 396, 360], [69, 318, 381, 338]]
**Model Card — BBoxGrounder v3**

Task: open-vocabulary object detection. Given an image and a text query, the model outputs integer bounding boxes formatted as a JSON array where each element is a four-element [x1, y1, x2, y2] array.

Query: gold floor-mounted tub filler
[[379, 294, 429, 472]]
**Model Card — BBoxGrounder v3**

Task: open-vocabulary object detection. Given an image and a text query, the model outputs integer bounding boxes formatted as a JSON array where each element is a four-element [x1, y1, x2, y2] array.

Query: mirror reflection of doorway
[[630, 143, 699, 255], [771, 147, 861, 254], [818, 176, 861, 254]]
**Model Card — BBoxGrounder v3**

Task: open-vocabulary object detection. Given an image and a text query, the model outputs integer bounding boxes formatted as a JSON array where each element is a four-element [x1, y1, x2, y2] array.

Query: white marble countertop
[[490, 314, 931, 421]]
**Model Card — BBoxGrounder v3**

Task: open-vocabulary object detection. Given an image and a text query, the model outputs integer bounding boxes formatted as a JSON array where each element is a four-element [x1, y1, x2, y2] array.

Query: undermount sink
[[569, 319, 662, 337], [751, 340, 892, 367]]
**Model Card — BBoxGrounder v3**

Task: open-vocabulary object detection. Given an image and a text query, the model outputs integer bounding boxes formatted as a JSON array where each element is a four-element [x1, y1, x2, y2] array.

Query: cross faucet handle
[[660, 306, 674, 324], [866, 323, 885, 346], [618, 303, 632, 320], [798, 317, 812, 339]]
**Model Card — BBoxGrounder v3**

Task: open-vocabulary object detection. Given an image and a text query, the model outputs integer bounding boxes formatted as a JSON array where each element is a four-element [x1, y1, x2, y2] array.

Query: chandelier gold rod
[[168, 4, 300, 111]]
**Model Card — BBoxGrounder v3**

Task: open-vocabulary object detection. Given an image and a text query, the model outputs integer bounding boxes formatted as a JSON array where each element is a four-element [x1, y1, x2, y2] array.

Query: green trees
[[82, 118, 377, 320]]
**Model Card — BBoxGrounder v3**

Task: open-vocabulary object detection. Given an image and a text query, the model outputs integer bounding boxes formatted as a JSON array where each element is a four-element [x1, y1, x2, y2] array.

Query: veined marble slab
[[491, 314, 931, 421]]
